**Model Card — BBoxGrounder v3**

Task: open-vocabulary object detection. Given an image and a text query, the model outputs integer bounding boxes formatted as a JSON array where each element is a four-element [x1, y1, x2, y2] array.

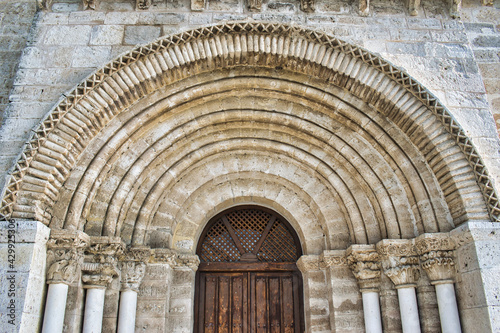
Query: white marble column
[[416, 233, 461, 333], [82, 287, 106, 333], [117, 247, 149, 333], [377, 239, 422, 333], [346, 245, 383, 333], [41, 230, 89, 333], [41, 283, 68, 333]]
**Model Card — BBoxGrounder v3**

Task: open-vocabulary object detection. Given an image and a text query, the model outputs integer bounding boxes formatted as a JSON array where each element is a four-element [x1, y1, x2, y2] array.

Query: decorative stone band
[[415, 233, 456, 284], [297, 255, 323, 273], [321, 250, 349, 268], [151, 248, 177, 265], [0, 22, 498, 229], [376, 239, 420, 289], [175, 254, 200, 271], [346, 245, 381, 292], [46, 230, 90, 285]]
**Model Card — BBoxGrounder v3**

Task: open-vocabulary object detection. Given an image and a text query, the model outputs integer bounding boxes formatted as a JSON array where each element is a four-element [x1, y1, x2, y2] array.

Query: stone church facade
[[0, 0, 499, 332]]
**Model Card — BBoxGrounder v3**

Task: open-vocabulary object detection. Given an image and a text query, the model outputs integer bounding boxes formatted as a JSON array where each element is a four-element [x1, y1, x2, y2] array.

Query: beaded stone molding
[[0, 21, 498, 223]]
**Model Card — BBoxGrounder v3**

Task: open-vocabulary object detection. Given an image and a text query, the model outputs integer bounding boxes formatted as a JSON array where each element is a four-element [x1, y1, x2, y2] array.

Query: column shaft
[[397, 287, 421, 333], [361, 291, 383, 333], [117, 290, 138, 333], [41, 283, 69, 333], [82, 288, 106, 333], [435, 283, 461, 333]]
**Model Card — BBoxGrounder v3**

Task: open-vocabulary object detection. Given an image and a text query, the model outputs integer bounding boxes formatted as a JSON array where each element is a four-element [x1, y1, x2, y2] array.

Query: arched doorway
[[194, 206, 305, 332]]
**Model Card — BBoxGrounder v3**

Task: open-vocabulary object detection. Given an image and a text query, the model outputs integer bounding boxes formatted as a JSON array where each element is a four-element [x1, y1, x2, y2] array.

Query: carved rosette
[[175, 254, 200, 271], [346, 245, 381, 292], [377, 239, 420, 288], [191, 0, 206, 11], [248, 0, 262, 11], [46, 230, 90, 285], [415, 233, 456, 284], [81, 237, 124, 288], [296, 255, 322, 273], [136, 0, 152, 10], [300, 0, 315, 12]]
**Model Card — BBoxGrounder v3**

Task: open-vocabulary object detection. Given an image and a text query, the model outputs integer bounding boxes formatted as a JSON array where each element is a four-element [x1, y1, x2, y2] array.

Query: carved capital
[[377, 239, 420, 288], [46, 230, 90, 284], [300, 0, 315, 12], [81, 237, 124, 288], [119, 246, 152, 262], [175, 254, 200, 271], [346, 245, 381, 292], [120, 261, 146, 292], [415, 233, 456, 284], [297, 255, 321, 273], [136, 0, 151, 10]]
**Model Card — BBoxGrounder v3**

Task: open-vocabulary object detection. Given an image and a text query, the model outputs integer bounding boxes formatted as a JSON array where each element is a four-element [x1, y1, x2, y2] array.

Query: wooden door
[[195, 206, 305, 333], [196, 271, 303, 333]]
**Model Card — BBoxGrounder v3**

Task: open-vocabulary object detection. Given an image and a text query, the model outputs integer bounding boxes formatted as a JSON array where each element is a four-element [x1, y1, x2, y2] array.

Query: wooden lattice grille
[[199, 208, 300, 263]]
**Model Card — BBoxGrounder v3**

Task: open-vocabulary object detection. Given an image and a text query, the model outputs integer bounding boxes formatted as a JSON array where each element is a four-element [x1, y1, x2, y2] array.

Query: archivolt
[[0, 21, 498, 232]]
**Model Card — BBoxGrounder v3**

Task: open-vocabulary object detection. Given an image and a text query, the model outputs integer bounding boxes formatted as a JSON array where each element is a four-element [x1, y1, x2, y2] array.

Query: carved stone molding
[[136, 0, 152, 10], [359, 0, 369, 16], [297, 255, 322, 273], [346, 245, 381, 292], [2, 22, 499, 231], [46, 230, 90, 285], [409, 0, 420, 16], [82, 236, 124, 288], [321, 250, 348, 268], [300, 0, 315, 12], [120, 261, 146, 292], [175, 254, 200, 271], [152, 248, 177, 265], [36, 0, 52, 10], [377, 239, 420, 288], [191, 0, 205, 11], [83, 0, 97, 10], [415, 233, 456, 284], [248, 0, 262, 11]]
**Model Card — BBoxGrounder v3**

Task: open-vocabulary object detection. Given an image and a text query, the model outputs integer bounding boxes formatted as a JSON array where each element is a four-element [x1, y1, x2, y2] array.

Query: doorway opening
[[194, 206, 305, 332]]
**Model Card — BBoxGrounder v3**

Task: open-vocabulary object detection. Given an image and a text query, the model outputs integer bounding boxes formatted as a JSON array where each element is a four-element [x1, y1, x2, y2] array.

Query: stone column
[[377, 239, 421, 333], [298, 254, 335, 332], [415, 233, 461, 333], [167, 254, 200, 332], [117, 247, 150, 333], [42, 230, 89, 333], [81, 237, 123, 333], [346, 245, 383, 333]]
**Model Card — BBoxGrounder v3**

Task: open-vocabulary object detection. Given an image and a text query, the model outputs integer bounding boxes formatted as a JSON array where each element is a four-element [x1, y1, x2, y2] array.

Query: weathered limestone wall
[[0, 0, 37, 123], [0, 0, 499, 196]]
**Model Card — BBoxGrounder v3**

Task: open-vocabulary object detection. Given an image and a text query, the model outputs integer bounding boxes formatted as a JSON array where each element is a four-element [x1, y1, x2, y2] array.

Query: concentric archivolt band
[[0, 21, 498, 223]]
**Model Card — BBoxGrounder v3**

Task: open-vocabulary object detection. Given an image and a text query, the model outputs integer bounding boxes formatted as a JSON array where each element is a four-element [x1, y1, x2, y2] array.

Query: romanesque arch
[[1, 21, 498, 332]]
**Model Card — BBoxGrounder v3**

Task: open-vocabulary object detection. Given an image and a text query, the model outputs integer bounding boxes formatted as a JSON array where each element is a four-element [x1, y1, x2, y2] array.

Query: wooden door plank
[[282, 276, 295, 333], [269, 277, 281, 333], [218, 276, 229, 333], [231, 275, 243, 333], [255, 276, 268, 333], [204, 276, 217, 333]]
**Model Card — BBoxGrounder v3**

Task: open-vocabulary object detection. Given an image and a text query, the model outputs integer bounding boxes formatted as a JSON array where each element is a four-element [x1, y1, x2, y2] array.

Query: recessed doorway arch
[[194, 205, 305, 333]]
